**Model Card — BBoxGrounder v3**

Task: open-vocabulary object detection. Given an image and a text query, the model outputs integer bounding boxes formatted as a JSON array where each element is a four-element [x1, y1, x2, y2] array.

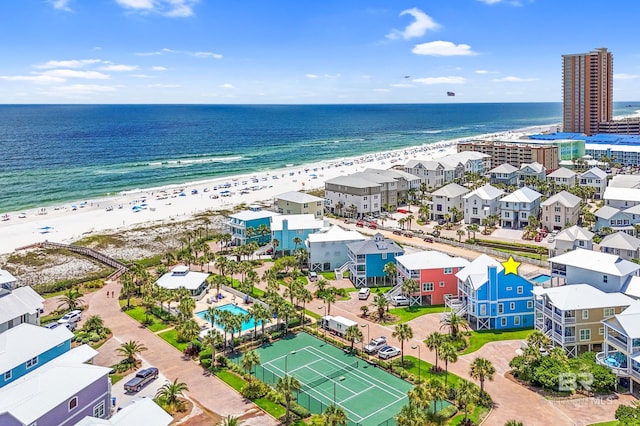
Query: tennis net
[[301, 360, 359, 390]]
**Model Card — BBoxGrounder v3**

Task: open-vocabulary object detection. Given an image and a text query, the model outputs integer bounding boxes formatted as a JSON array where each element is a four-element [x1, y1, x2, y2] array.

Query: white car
[[58, 310, 82, 325], [358, 287, 371, 300], [378, 345, 401, 360], [364, 336, 387, 354], [391, 295, 409, 306]]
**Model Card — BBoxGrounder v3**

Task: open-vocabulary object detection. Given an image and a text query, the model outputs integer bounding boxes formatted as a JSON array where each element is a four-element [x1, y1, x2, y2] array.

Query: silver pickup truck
[[123, 367, 158, 393], [364, 336, 387, 354]]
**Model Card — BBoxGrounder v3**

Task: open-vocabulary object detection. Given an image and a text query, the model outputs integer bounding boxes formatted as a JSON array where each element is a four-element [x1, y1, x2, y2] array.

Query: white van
[[308, 271, 318, 282], [358, 287, 371, 300]]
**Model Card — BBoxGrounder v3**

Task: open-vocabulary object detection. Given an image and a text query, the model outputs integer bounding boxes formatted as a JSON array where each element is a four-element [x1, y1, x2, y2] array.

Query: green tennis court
[[231, 332, 413, 426]]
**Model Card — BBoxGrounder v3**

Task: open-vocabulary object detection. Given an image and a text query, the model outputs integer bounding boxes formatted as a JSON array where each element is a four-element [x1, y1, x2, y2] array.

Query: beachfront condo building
[[463, 184, 504, 225], [403, 151, 490, 189], [306, 225, 366, 273], [540, 190, 581, 231], [562, 47, 613, 135], [274, 191, 325, 219], [458, 140, 559, 171], [533, 284, 633, 357]]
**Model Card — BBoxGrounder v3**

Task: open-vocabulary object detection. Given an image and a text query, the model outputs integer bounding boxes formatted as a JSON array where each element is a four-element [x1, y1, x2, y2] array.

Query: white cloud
[[492, 76, 538, 82], [51, 0, 73, 12], [373, 88, 391, 92], [34, 59, 101, 69], [477, 0, 503, 4], [100, 64, 139, 71], [475, 69, 498, 74], [146, 83, 181, 88], [114, 0, 198, 17], [130, 74, 153, 78], [0, 75, 65, 83], [41, 84, 117, 96], [391, 83, 414, 88], [221, 83, 234, 89], [194, 52, 223, 59], [412, 41, 477, 56], [152, 66, 167, 71], [413, 76, 467, 85], [39, 69, 111, 80], [305, 74, 319, 79], [615, 73, 640, 80], [386, 8, 440, 40]]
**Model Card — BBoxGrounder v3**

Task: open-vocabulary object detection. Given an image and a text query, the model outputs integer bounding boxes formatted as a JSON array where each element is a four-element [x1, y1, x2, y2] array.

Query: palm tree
[[425, 331, 445, 372], [201, 329, 224, 367], [83, 314, 105, 332], [241, 350, 261, 375], [297, 287, 313, 325], [395, 401, 426, 426], [504, 420, 524, 426], [439, 342, 458, 388], [455, 379, 479, 424], [155, 378, 189, 412], [372, 294, 388, 321], [120, 272, 137, 309], [323, 404, 348, 426], [293, 236, 303, 251], [217, 415, 241, 426], [116, 340, 147, 367], [58, 288, 84, 311], [456, 228, 466, 242], [344, 324, 363, 353], [279, 302, 297, 335], [323, 290, 336, 315], [383, 262, 397, 285], [401, 278, 419, 300], [176, 319, 201, 343], [392, 323, 413, 365], [276, 375, 302, 424], [360, 305, 369, 318], [271, 238, 280, 257], [440, 312, 469, 338], [203, 306, 219, 329], [470, 357, 496, 395], [252, 303, 272, 341], [408, 378, 446, 414]]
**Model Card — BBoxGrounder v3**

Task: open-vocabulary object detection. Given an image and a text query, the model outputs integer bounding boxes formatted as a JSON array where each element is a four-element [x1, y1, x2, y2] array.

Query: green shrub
[[217, 355, 228, 367], [266, 390, 285, 405], [200, 358, 212, 369], [89, 332, 101, 342], [290, 402, 310, 419], [199, 349, 212, 360], [439, 404, 458, 418], [241, 378, 269, 400]]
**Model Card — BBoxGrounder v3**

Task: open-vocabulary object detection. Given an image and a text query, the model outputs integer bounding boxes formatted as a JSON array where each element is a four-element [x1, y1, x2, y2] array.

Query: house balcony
[[608, 334, 629, 351], [596, 351, 629, 376], [552, 331, 576, 344]]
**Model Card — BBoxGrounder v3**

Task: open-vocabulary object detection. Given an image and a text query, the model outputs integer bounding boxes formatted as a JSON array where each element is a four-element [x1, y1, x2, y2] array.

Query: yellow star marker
[[502, 256, 521, 275]]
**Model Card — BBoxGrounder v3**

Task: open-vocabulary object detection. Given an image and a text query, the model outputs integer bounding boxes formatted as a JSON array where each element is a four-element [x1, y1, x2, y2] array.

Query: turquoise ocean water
[[0, 102, 634, 213]]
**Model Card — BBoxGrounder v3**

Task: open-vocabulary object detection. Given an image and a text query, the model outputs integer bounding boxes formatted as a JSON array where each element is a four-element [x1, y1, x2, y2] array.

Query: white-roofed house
[[541, 190, 582, 231], [404, 159, 463, 190], [548, 248, 640, 292], [452, 254, 535, 330], [74, 396, 172, 426], [463, 184, 504, 225], [579, 167, 608, 199], [609, 174, 640, 189], [395, 250, 469, 306], [604, 187, 640, 210], [598, 300, 640, 393], [517, 162, 546, 187], [533, 284, 633, 357], [306, 225, 366, 275], [438, 151, 490, 174], [430, 183, 469, 221], [489, 163, 518, 187], [546, 167, 578, 188], [0, 277, 44, 333], [271, 214, 328, 256], [593, 205, 633, 233], [155, 265, 209, 299], [274, 191, 325, 219], [549, 225, 594, 257], [499, 187, 542, 229], [227, 205, 280, 246], [0, 268, 18, 290], [599, 232, 640, 261]]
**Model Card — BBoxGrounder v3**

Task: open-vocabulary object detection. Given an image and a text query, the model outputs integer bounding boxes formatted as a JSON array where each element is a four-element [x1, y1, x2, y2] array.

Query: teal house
[[346, 233, 404, 288], [227, 205, 279, 246], [270, 214, 327, 256], [452, 254, 534, 330]]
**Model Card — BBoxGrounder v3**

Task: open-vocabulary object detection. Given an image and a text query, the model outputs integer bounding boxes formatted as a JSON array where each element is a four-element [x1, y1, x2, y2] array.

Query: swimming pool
[[195, 303, 257, 332], [530, 274, 551, 284]]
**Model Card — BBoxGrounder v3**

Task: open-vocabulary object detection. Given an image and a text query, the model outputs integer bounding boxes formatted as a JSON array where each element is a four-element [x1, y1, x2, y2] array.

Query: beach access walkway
[[83, 280, 278, 426]]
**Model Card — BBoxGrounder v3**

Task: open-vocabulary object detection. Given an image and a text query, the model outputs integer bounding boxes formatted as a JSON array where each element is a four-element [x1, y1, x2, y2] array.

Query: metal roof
[[533, 284, 633, 311], [548, 248, 640, 277], [396, 250, 469, 271]]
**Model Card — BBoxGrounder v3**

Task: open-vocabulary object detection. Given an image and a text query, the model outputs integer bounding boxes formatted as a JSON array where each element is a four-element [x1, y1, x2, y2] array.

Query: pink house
[[395, 250, 470, 306]]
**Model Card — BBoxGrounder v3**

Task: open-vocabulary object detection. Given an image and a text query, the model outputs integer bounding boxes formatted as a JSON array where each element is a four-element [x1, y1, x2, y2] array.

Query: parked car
[[308, 271, 318, 281], [358, 287, 371, 300], [397, 209, 409, 214], [368, 223, 377, 229], [356, 220, 364, 228], [391, 295, 410, 306], [392, 230, 402, 235], [403, 232, 413, 238], [437, 219, 446, 225], [124, 367, 159, 393], [423, 236, 434, 243], [58, 309, 82, 326], [364, 336, 387, 354], [378, 345, 401, 359]]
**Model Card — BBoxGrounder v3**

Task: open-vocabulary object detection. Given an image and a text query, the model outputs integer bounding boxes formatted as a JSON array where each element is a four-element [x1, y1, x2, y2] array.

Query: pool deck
[[193, 287, 256, 337]]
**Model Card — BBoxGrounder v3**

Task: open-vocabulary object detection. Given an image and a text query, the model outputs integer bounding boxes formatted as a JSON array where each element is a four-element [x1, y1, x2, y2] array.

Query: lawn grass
[[304, 309, 322, 320], [109, 373, 125, 385], [254, 398, 286, 419], [158, 329, 189, 352], [399, 355, 463, 387], [216, 370, 246, 392], [450, 404, 487, 425], [122, 305, 172, 333], [588, 422, 619, 426], [251, 286, 265, 298], [463, 328, 534, 355], [216, 370, 287, 419], [386, 305, 445, 324]]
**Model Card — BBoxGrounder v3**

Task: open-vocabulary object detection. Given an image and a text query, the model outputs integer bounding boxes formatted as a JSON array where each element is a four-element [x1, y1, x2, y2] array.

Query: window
[[603, 275, 608, 284], [504, 212, 510, 218], [480, 305, 486, 315], [500, 317, 507, 326], [26, 357, 38, 369], [579, 329, 591, 342], [514, 316, 521, 326], [527, 301, 533, 309], [604, 307, 615, 317], [444, 267, 453, 274], [4, 370, 11, 381], [472, 207, 478, 215], [521, 212, 527, 219], [599, 328, 605, 335], [423, 282, 434, 292], [517, 286, 523, 294], [439, 281, 445, 288], [93, 401, 106, 418], [69, 396, 78, 411], [498, 303, 504, 314], [510, 302, 515, 311], [582, 310, 589, 320], [382, 253, 387, 260], [506, 287, 512, 291], [555, 215, 561, 223]]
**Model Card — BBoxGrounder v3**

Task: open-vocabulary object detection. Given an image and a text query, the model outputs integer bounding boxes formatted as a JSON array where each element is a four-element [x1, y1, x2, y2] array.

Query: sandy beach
[[0, 125, 555, 255]]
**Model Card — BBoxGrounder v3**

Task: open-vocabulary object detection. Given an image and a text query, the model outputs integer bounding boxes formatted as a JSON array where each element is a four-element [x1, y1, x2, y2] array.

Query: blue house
[[451, 254, 534, 330], [270, 214, 327, 256], [227, 205, 280, 246], [346, 233, 404, 288], [0, 323, 73, 388]]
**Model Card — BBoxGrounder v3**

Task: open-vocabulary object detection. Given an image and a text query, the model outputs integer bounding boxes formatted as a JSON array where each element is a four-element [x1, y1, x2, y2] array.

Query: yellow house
[[274, 191, 324, 219]]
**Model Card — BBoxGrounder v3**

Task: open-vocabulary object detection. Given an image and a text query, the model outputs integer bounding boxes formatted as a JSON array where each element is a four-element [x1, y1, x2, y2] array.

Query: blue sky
[[1, 0, 639, 104]]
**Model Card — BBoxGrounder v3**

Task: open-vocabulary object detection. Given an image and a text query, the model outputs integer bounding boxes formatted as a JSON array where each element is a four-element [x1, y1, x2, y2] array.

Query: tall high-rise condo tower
[[562, 47, 613, 135]]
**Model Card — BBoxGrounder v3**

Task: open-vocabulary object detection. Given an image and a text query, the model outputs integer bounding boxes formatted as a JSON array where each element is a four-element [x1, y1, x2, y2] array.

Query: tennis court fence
[[251, 364, 396, 426]]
